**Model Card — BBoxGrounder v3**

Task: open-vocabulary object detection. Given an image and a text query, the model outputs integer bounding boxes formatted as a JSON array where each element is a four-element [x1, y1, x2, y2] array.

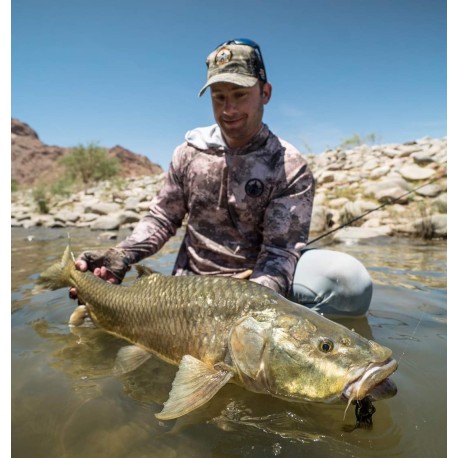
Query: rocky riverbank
[[11, 137, 447, 242]]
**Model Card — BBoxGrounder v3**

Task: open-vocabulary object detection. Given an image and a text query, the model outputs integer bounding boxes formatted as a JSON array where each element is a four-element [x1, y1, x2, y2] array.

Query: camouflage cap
[[199, 39, 267, 97]]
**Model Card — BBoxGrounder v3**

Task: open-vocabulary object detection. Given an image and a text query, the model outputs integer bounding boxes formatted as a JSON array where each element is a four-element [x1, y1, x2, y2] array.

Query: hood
[[185, 124, 227, 151], [185, 123, 271, 155]]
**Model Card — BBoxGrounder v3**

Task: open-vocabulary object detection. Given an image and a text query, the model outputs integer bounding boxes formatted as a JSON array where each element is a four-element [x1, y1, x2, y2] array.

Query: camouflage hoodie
[[117, 123, 315, 295]]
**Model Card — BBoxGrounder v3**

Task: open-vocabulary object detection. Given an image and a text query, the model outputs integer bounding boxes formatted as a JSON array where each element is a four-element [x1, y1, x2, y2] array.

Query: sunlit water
[[11, 227, 446, 457]]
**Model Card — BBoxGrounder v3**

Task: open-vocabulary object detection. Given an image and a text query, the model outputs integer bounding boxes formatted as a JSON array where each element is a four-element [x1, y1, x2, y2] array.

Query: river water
[[11, 227, 447, 457]]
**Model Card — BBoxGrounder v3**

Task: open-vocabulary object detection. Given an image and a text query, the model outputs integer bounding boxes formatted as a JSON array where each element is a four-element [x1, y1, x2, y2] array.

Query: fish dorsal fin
[[134, 265, 162, 278], [156, 355, 233, 420], [61, 245, 73, 267], [113, 345, 152, 376]]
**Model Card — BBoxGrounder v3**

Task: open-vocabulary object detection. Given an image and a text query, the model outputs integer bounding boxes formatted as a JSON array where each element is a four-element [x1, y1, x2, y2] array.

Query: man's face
[[210, 81, 272, 149]]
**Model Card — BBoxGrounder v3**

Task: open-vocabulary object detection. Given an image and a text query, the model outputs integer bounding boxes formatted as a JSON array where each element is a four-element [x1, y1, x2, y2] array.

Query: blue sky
[[10, 0, 447, 170]]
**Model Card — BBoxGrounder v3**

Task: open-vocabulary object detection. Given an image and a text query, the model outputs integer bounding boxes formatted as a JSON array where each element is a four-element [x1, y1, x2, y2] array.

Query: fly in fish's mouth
[[342, 358, 399, 401]]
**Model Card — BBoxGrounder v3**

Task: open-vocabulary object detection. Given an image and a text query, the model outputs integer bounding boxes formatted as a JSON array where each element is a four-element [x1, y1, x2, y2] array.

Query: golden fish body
[[38, 247, 398, 420]]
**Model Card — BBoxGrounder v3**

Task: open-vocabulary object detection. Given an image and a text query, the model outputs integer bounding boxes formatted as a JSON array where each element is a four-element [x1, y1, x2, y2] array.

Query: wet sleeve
[[116, 146, 188, 265], [250, 160, 315, 296]]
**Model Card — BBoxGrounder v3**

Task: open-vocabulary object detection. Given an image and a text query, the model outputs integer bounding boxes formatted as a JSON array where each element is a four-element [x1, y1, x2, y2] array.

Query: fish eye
[[319, 339, 334, 353]]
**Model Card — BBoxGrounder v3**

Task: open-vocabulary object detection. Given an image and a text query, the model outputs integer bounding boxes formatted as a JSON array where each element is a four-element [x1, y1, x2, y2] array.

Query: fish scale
[[73, 267, 277, 364]]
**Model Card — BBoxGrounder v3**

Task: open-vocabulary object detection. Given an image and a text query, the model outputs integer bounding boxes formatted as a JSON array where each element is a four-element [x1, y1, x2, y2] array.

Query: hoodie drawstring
[[217, 162, 228, 210]]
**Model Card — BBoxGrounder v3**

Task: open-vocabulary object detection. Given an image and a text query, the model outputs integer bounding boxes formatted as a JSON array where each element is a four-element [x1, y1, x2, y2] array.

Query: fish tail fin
[[37, 246, 75, 290]]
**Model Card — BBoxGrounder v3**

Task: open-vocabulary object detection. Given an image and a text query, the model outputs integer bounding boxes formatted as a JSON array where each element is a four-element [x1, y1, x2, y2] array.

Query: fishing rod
[[306, 168, 446, 246]]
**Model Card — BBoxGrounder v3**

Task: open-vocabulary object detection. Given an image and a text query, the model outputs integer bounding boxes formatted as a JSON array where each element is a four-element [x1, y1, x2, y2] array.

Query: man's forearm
[[250, 245, 301, 296], [117, 213, 180, 265]]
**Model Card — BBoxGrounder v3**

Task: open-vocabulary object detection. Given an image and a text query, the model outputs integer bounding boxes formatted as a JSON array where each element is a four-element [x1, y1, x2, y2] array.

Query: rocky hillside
[[11, 135, 447, 243], [11, 118, 163, 188]]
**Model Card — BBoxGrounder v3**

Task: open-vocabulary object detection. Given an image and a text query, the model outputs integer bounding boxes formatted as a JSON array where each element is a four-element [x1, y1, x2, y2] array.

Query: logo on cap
[[215, 48, 232, 66]]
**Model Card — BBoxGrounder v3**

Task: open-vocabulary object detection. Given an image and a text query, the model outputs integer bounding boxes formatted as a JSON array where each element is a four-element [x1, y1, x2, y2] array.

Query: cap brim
[[198, 73, 259, 97]]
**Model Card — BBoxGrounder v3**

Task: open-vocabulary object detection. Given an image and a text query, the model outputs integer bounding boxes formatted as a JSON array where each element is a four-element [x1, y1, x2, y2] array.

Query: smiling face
[[210, 81, 272, 149]]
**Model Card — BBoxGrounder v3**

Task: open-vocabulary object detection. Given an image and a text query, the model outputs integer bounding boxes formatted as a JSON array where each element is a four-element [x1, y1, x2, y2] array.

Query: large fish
[[37, 247, 398, 420]]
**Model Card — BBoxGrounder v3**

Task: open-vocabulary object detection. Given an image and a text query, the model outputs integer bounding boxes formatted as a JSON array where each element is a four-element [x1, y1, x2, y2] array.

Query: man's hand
[[75, 259, 120, 283], [69, 248, 130, 300]]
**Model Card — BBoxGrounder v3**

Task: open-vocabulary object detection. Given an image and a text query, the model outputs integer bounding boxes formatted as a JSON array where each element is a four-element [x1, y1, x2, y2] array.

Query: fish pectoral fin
[[69, 305, 89, 327], [155, 355, 233, 421], [113, 345, 152, 376]]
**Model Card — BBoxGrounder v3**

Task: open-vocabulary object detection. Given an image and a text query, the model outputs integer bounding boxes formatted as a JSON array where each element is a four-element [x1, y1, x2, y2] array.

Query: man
[[72, 38, 372, 315], [73, 38, 314, 297]]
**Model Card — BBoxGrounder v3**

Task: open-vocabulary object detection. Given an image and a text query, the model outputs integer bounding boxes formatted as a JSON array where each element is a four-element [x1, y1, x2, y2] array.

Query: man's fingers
[[100, 266, 121, 284], [93, 267, 103, 278], [70, 259, 121, 301], [89, 266, 120, 284], [69, 287, 78, 299], [75, 260, 88, 272]]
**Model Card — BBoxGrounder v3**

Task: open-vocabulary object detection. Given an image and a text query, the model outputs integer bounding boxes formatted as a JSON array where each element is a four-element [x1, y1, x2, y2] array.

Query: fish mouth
[[342, 358, 398, 401], [364, 377, 398, 401]]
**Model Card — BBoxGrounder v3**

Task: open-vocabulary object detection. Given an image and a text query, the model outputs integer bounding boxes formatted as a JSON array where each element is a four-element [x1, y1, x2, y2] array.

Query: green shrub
[[32, 186, 50, 214], [416, 204, 435, 240], [59, 142, 120, 185], [50, 177, 74, 197], [339, 133, 378, 150], [434, 199, 447, 214]]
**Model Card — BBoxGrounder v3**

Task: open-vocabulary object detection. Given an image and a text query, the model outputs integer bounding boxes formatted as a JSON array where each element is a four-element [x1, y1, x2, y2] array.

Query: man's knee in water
[[289, 249, 373, 316]]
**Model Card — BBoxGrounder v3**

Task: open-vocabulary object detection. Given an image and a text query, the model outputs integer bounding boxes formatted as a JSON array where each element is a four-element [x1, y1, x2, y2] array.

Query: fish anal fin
[[113, 345, 152, 376], [155, 355, 233, 421]]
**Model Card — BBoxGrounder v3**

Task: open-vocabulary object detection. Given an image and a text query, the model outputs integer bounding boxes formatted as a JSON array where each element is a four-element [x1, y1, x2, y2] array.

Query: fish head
[[229, 309, 398, 404]]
